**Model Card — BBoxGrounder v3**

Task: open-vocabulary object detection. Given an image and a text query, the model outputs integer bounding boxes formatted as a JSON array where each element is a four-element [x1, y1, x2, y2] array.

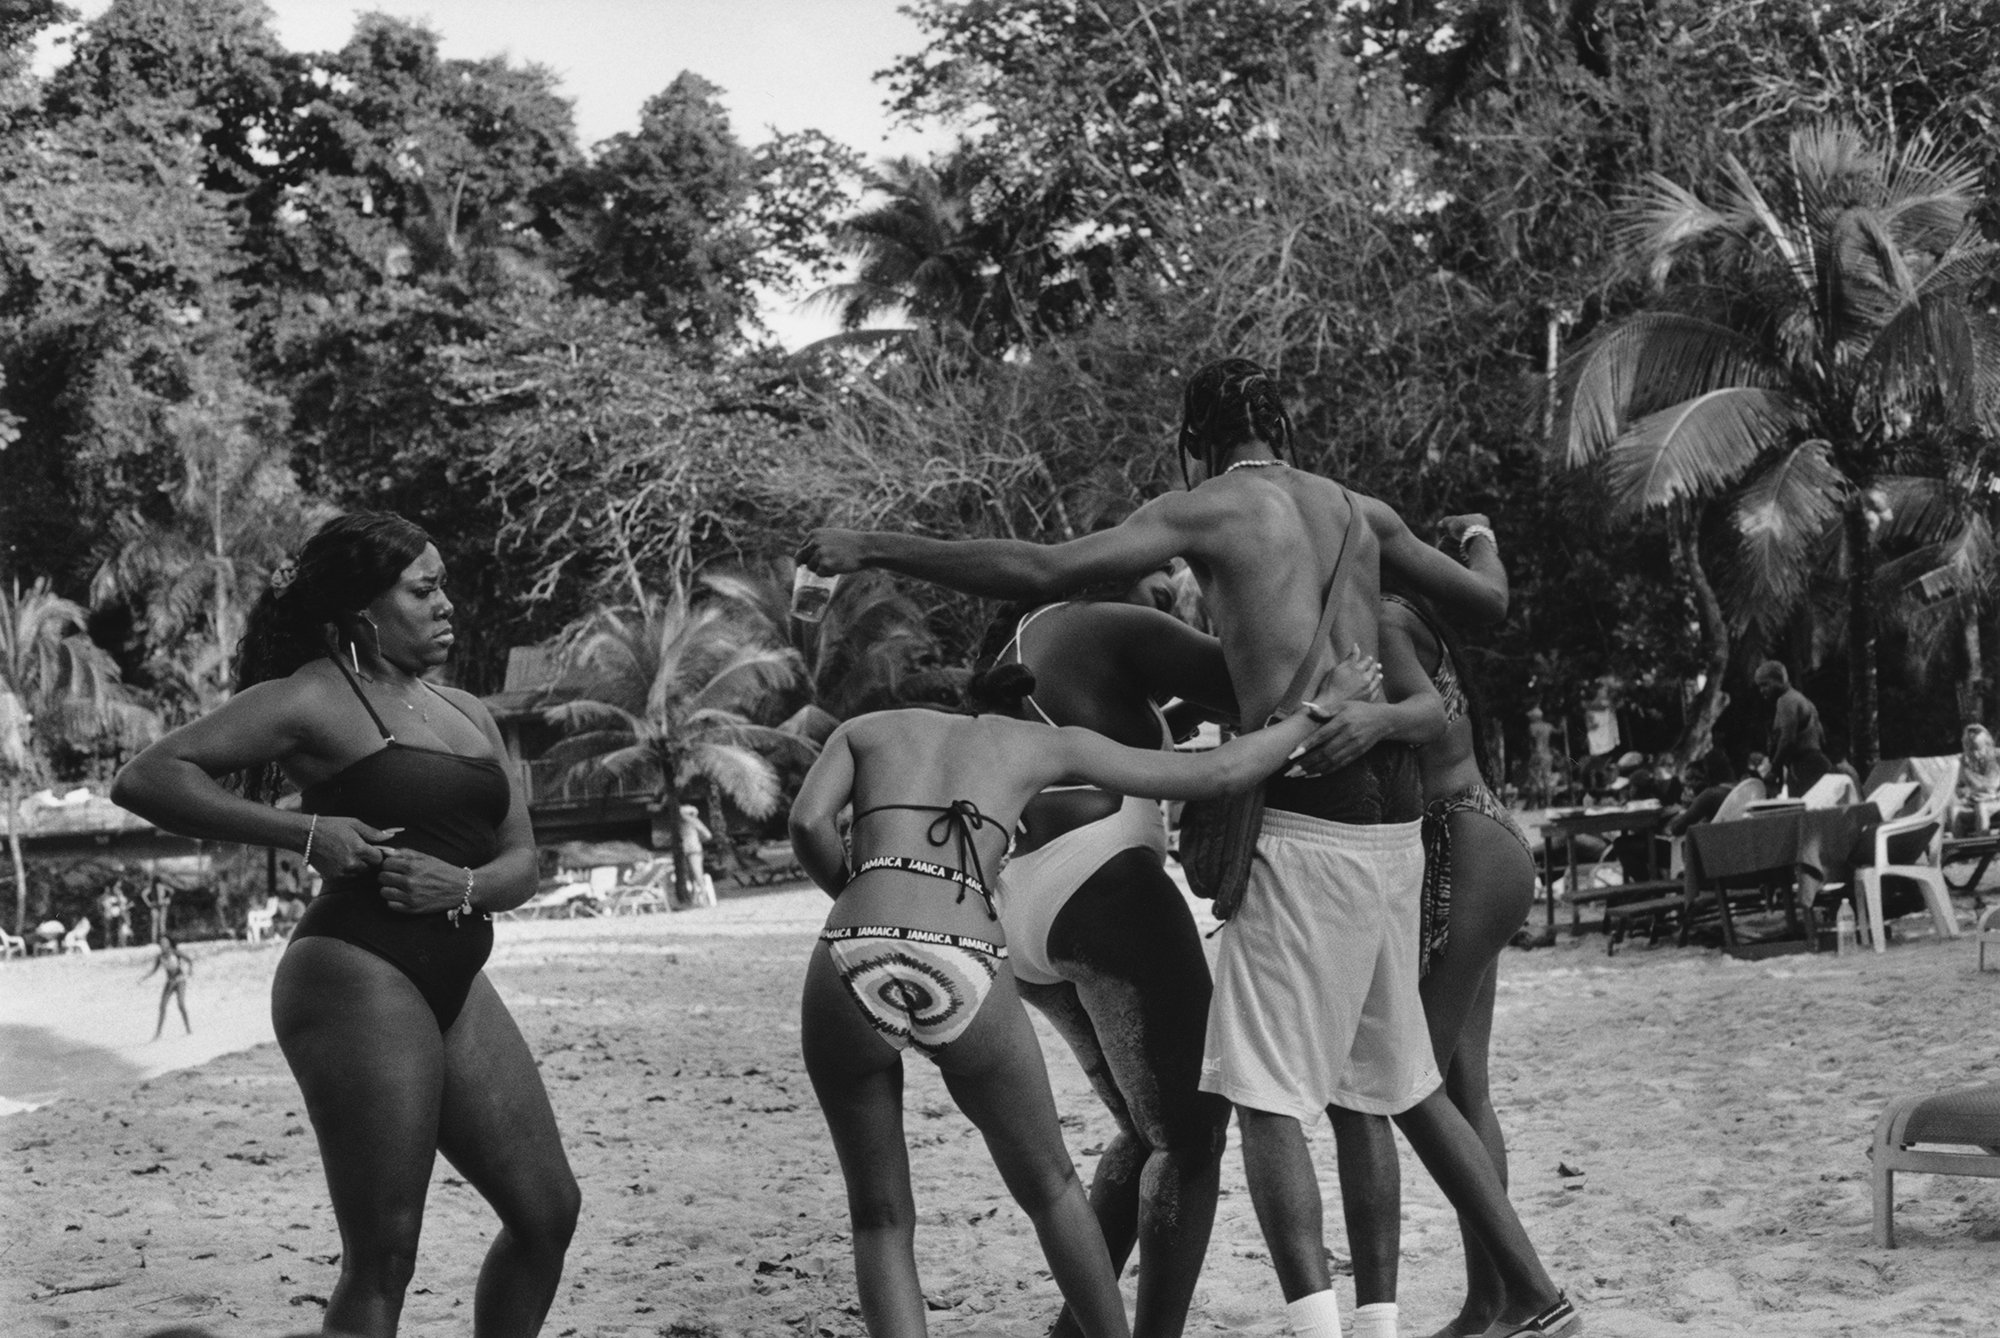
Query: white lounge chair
[[0, 928, 25, 959], [1855, 756, 1960, 951], [60, 919, 91, 954]]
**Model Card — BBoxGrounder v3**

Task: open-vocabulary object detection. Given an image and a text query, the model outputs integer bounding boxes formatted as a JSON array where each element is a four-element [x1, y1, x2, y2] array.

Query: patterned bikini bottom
[[820, 924, 1009, 1056], [1419, 784, 1531, 978]]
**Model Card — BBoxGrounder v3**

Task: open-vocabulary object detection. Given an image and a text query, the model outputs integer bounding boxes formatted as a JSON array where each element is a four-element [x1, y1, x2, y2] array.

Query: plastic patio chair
[[1712, 778, 1768, 823], [0, 928, 24, 959], [1855, 757, 1961, 952], [1800, 773, 1860, 808], [1873, 1083, 2000, 1247], [60, 919, 91, 954]]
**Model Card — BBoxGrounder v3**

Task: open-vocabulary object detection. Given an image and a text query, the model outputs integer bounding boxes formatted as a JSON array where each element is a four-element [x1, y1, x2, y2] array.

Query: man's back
[[1191, 468, 1380, 725]]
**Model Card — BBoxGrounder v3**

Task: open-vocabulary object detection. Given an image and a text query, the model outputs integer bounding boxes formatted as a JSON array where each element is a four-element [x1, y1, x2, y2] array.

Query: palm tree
[[711, 562, 950, 731], [1, 579, 156, 932], [540, 578, 813, 904], [1556, 123, 1998, 767]]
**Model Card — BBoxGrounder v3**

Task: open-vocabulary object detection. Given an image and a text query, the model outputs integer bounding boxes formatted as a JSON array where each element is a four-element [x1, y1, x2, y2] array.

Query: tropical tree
[[1555, 122, 1999, 768], [540, 577, 812, 904], [810, 153, 996, 338], [713, 563, 960, 734], [1, 579, 155, 932], [91, 367, 319, 716]]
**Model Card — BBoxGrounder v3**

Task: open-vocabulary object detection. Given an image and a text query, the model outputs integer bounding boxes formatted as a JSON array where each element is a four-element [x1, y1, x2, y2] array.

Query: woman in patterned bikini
[[1382, 524, 1562, 1338], [789, 653, 1381, 1338]]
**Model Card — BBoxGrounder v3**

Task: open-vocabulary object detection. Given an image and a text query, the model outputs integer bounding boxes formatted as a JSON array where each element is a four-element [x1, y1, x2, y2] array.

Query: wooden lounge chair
[[1872, 1083, 2000, 1247], [1978, 905, 2000, 972]]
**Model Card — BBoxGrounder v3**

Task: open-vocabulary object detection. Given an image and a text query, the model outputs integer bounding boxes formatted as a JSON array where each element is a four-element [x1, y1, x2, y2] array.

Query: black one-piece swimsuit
[[291, 659, 512, 1030]]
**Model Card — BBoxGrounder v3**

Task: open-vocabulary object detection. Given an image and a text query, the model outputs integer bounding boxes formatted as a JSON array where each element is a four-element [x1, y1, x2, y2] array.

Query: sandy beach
[[4, 885, 1997, 1338]]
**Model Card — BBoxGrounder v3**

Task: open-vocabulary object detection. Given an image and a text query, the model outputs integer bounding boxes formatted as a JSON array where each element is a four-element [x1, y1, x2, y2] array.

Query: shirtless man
[[800, 360, 1579, 1338]]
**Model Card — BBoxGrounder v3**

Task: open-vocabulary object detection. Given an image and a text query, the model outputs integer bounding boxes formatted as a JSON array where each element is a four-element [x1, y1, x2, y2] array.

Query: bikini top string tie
[[853, 799, 1004, 920]]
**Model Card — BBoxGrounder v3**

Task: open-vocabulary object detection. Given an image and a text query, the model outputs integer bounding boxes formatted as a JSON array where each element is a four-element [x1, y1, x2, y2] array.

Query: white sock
[[1352, 1301, 1398, 1338], [1287, 1289, 1343, 1338]]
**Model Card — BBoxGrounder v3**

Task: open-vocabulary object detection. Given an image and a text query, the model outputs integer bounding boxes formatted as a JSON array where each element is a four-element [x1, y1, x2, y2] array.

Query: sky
[[39, 1, 955, 345]]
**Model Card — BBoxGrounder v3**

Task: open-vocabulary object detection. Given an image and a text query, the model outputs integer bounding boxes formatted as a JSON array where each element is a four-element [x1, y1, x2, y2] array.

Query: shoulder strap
[[330, 654, 396, 742], [1277, 487, 1360, 714]]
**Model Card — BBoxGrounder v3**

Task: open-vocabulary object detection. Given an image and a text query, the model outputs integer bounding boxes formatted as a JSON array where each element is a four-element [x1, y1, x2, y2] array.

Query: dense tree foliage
[[2, 0, 1997, 802]]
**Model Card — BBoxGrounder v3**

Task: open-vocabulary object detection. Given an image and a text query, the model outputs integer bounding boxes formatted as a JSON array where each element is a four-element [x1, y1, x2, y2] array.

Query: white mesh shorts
[[1199, 810, 1440, 1120]]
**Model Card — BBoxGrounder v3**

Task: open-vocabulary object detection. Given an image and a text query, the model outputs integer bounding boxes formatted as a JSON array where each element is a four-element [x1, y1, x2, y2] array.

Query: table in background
[[1682, 801, 1882, 953], [1536, 806, 1679, 939]]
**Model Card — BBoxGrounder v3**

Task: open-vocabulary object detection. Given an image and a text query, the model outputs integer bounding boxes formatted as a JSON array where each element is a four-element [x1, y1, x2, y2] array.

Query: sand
[[3, 887, 1998, 1337]]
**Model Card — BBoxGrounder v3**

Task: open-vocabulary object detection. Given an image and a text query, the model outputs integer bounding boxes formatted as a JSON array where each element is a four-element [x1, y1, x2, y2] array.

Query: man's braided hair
[[1178, 357, 1296, 486]]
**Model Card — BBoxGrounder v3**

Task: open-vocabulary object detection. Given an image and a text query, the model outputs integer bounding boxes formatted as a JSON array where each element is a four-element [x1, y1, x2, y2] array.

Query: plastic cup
[[791, 566, 839, 623]]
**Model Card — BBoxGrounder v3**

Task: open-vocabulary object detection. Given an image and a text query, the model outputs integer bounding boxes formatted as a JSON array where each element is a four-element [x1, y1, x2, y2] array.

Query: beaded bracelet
[[301, 814, 319, 869], [448, 867, 475, 928], [1458, 523, 1497, 559]]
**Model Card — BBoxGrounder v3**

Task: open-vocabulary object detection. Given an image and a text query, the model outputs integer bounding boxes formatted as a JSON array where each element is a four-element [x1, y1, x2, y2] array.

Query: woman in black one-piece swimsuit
[[113, 512, 578, 1338]]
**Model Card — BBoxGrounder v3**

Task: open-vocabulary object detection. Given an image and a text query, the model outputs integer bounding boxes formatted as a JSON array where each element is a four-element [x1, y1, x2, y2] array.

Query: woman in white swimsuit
[[969, 570, 1240, 1338], [790, 653, 1378, 1338]]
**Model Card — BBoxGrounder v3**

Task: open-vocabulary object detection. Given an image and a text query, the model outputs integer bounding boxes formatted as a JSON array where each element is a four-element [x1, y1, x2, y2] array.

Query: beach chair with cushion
[[1855, 757, 1960, 951], [1872, 1083, 2000, 1247]]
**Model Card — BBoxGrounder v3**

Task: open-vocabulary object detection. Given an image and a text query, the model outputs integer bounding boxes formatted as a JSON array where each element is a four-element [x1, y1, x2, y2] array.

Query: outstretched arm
[[1037, 653, 1382, 800], [798, 493, 1213, 603], [789, 725, 857, 897], [1365, 497, 1508, 626]]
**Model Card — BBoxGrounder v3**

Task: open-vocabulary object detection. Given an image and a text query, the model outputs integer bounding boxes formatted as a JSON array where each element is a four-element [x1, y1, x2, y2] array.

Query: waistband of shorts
[[1257, 808, 1422, 850]]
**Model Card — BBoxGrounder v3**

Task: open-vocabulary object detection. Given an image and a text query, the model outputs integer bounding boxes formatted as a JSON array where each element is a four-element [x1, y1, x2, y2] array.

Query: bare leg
[[153, 983, 172, 1040], [1238, 1107, 1331, 1303], [1027, 848, 1230, 1338], [938, 967, 1130, 1338], [273, 938, 445, 1338], [1417, 813, 1535, 1337], [436, 974, 581, 1338], [173, 981, 191, 1034], [802, 944, 926, 1338], [1329, 1106, 1400, 1305], [1393, 1090, 1556, 1324]]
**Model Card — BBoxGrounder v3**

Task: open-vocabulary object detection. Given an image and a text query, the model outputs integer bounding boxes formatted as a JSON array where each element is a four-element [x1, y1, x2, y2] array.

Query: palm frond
[[679, 741, 782, 819], [1871, 476, 1962, 548], [1614, 174, 1732, 285], [541, 698, 645, 735], [1732, 439, 1844, 621], [1718, 153, 1814, 298], [1864, 293, 1977, 427], [1555, 314, 1779, 465], [1602, 389, 1802, 514], [687, 645, 802, 715]]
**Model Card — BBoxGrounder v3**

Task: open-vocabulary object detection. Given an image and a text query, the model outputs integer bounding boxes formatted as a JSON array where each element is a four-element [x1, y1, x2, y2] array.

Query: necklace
[[355, 669, 432, 724], [1223, 458, 1287, 475]]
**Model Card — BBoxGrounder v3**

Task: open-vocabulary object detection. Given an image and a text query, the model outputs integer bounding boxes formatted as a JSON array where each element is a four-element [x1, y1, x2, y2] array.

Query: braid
[[1180, 357, 1295, 481]]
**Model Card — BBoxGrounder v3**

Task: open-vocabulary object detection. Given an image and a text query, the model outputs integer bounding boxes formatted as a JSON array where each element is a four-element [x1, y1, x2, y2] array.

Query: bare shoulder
[[1352, 490, 1412, 536], [430, 682, 494, 724]]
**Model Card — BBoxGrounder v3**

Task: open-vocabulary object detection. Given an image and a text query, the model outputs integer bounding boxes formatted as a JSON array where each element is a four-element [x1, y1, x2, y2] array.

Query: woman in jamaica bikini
[[789, 650, 1381, 1338]]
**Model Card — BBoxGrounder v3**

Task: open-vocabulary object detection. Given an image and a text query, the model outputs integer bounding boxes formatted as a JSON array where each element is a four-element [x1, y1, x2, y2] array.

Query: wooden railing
[[517, 759, 654, 808]]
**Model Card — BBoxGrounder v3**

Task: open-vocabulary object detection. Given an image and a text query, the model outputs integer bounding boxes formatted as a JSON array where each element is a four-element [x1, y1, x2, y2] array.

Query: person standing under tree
[[142, 933, 193, 1039], [1754, 662, 1829, 797], [679, 804, 716, 907]]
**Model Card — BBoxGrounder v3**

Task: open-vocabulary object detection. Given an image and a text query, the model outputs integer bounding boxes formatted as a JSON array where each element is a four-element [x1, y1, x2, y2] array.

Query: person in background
[[1754, 662, 1829, 796], [142, 933, 193, 1039], [1667, 752, 1742, 837], [679, 804, 717, 906], [1951, 724, 2000, 836]]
